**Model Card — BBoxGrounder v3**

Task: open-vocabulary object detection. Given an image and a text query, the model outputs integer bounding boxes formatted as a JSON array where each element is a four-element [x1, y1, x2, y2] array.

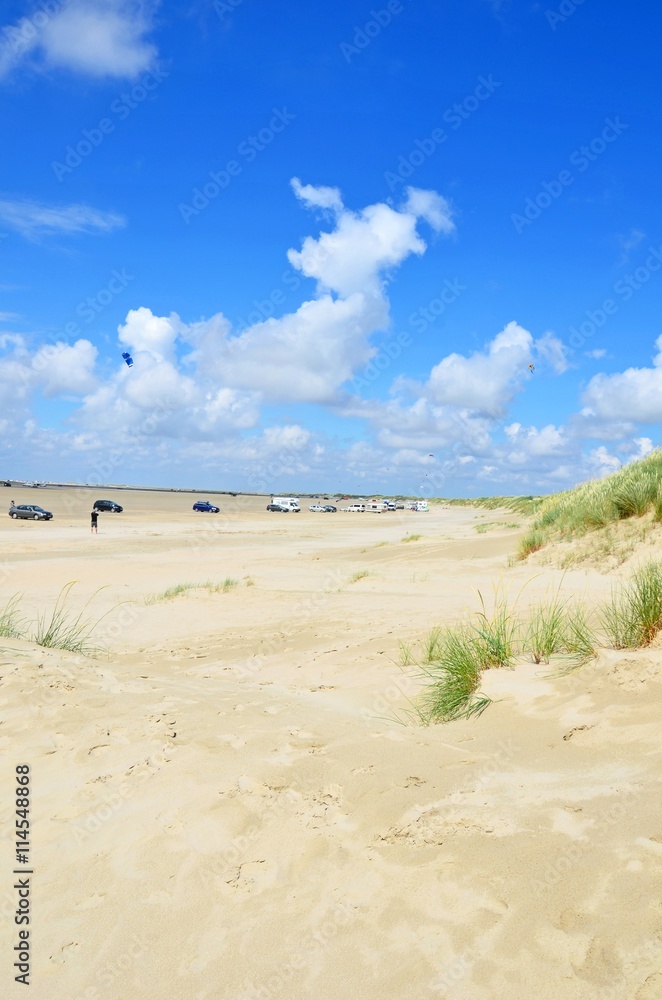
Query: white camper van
[[272, 496, 301, 512]]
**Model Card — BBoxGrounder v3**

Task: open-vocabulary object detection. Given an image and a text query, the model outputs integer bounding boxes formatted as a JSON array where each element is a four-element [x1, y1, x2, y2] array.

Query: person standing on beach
[[91, 508, 99, 534]]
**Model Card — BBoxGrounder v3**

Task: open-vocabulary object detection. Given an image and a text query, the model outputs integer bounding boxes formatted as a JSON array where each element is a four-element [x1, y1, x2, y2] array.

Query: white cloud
[[291, 177, 343, 215], [585, 349, 607, 359], [287, 184, 454, 297], [503, 422, 567, 464], [535, 332, 569, 374], [407, 321, 533, 416], [0, 0, 158, 81], [33, 339, 98, 397], [582, 335, 662, 423], [0, 199, 125, 241], [403, 187, 455, 235], [118, 307, 180, 363]]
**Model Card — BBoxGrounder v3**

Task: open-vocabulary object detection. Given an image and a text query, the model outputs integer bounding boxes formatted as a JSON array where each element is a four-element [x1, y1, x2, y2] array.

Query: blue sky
[[1, 0, 661, 496]]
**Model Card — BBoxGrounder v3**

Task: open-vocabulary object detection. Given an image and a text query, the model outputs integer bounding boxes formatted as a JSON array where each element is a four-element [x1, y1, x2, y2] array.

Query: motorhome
[[365, 501, 383, 513], [272, 496, 301, 512]]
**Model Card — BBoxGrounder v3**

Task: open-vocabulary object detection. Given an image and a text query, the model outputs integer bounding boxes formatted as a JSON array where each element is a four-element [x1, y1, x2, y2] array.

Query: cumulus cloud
[[287, 183, 454, 297], [0, 199, 125, 241], [33, 339, 98, 397], [582, 335, 662, 423], [403, 187, 455, 235], [0, 0, 159, 81], [291, 177, 343, 215], [118, 307, 180, 363], [394, 321, 533, 417], [535, 332, 569, 374], [7, 176, 657, 497]]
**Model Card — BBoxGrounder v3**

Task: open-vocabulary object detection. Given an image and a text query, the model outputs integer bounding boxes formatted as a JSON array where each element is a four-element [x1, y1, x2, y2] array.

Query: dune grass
[[471, 591, 520, 668], [30, 582, 111, 655], [146, 578, 239, 603], [0, 595, 24, 638], [349, 570, 370, 583], [599, 560, 662, 648], [439, 495, 544, 516], [416, 624, 493, 723], [404, 566, 662, 723], [475, 520, 521, 534], [402, 534, 422, 543], [518, 450, 662, 559]]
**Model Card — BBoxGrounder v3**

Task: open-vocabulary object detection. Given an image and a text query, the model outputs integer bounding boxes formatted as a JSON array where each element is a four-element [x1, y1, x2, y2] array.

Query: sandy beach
[[3, 487, 662, 999]]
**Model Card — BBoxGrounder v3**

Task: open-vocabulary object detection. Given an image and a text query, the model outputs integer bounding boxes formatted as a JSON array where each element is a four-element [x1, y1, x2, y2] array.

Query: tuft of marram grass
[[0, 594, 25, 638], [402, 534, 422, 543], [599, 560, 662, 648], [471, 591, 520, 668], [525, 597, 571, 664], [146, 578, 238, 604], [30, 582, 110, 655], [417, 624, 492, 723], [349, 570, 370, 583]]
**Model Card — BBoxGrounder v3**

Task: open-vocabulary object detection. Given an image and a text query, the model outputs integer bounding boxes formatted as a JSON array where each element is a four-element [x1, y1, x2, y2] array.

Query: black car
[[93, 499, 123, 513], [266, 503, 290, 512], [9, 504, 53, 520], [322, 505, 337, 512]]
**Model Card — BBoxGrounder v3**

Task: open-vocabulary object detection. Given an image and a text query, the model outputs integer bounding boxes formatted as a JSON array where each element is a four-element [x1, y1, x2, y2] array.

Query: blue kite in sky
[[121, 352, 134, 368]]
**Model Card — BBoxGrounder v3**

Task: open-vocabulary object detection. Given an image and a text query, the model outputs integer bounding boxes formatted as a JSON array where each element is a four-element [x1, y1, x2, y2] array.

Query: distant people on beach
[[91, 509, 99, 534]]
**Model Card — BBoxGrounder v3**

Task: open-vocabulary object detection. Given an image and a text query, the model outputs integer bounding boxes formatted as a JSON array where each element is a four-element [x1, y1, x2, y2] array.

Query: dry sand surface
[[2, 487, 662, 999]]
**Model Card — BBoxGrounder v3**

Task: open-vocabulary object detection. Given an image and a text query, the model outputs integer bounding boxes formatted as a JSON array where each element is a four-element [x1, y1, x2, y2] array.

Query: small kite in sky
[[122, 352, 134, 368], [528, 364, 535, 373]]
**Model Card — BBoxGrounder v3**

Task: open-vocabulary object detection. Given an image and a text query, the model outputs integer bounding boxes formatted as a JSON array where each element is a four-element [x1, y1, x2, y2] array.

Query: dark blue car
[[192, 500, 220, 513]]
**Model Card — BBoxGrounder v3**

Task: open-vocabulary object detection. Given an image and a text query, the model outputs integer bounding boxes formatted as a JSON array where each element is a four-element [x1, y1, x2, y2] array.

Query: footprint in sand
[[224, 859, 278, 894]]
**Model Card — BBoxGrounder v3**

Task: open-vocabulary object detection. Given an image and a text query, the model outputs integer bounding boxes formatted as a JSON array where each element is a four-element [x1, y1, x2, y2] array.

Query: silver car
[[9, 504, 53, 521]]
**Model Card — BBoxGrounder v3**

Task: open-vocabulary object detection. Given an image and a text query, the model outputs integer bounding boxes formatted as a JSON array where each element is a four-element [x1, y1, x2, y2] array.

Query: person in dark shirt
[[91, 508, 99, 534]]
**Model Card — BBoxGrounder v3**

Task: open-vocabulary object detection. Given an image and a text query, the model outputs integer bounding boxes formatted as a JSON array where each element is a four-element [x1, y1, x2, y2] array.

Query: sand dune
[[2, 488, 662, 999]]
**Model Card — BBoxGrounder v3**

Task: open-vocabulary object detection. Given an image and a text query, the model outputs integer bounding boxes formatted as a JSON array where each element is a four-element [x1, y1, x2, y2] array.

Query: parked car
[[93, 499, 123, 512], [322, 505, 337, 512], [267, 503, 290, 512], [9, 504, 53, 520], [341, 504, 366, 512], [193, 500, 220, 513], [395, 502, 405, 509], [309, 504, 324, 512], [3, 481, 11, 487]]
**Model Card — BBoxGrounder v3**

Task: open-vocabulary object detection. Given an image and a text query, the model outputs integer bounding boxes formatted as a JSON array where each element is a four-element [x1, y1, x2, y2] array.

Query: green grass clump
[[653, 485, 662, 523], [417, 624, 492, 723], [146, 578, 238, 603], [599, 561, 662, 648], [0, 595, 24, 638], [471, 592, 519, 668], [402, 534, 422, 543], [30, 582, 109, 655], [525, 597, 572, 663], [349, 570, 370, 583], [518, 530, 546, 559], [563, 604, 597, 663]]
